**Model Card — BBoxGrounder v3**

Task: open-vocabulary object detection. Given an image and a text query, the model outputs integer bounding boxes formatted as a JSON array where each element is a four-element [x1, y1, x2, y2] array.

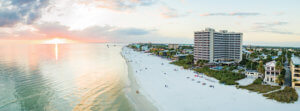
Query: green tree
[[257, 61, 265, 74], [276, 74, 285, 85], [196, 60, 208, 67], [275, 61, 283, 71], [186, 55, 194, 64], [166, 51, 171, 58], [266, 55, 272, 62], [159, 52, 164, 56]]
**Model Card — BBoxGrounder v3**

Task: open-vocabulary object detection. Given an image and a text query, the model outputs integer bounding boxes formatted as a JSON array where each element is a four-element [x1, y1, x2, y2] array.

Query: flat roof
[[292, 56, 300, 65]]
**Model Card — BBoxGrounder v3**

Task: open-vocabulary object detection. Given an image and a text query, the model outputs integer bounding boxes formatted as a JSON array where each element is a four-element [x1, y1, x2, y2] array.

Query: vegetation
[[130, 45, 138, 50], [196, 60, 208, 67], [239, 54, 249, 65], [263, 87, 298, 103], [195, 67, 245, 85], [253, 78, 263, 84], [257, 61, 265, 74], [246, 61, 258, 70], [239, 78, 281, 93], [171, 55, 194, 69], [275, 53, 285, 85]]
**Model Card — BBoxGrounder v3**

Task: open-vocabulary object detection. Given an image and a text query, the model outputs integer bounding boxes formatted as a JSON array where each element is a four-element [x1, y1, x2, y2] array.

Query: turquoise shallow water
[[0, 44, 134, 111]]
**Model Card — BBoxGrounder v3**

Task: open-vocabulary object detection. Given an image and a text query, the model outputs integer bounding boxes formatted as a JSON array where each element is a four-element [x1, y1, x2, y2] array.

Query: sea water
[[0, 44, 134, 111]]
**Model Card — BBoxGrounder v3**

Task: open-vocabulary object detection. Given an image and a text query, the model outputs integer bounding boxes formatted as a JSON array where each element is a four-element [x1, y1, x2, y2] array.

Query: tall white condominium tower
[[194, 28, 243, 64]]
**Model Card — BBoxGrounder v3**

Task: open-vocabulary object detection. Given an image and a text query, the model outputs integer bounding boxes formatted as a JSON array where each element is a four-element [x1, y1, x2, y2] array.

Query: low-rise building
[[141, 45, 149, 51], [182, 49, 193, 54], [264, 61, 280, 85], [245, 70, 262, 78], [291, 56, 300, 88], [168, 44, 179, 49], [173, 54, 188, 61]]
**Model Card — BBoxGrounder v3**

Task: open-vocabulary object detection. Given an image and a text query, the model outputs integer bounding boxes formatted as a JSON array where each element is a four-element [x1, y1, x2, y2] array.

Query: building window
[[271, 78, 273, 82]]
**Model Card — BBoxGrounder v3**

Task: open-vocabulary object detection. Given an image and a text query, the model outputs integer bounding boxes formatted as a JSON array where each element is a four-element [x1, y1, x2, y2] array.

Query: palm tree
[[275, 61, 283, 71], [257, 61, 265, 78], [257, 61, 265, 74]]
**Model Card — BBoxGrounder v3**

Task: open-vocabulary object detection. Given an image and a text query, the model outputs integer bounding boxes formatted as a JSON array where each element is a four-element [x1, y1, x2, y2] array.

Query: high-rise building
[[194, 28, 243, 63], [291, 56, 300, 88]]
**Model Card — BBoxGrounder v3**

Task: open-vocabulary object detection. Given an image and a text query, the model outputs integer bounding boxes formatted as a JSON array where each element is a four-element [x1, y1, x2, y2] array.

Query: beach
[[122, 47, 300, 111]]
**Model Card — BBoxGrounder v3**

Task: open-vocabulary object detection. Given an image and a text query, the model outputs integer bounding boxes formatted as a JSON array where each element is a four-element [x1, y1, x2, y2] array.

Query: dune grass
[[263, 87, 298, 103]]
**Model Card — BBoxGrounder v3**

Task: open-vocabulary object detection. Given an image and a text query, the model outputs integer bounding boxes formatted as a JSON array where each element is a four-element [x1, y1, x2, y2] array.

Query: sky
[[0, 0, 299, 47]]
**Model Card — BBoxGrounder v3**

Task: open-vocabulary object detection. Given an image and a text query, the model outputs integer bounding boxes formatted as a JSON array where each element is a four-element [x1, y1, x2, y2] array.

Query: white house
[[264, 61, 280, 85]]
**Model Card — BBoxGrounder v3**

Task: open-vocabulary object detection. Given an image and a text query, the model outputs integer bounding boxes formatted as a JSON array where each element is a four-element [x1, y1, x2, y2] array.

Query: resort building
[[168, 44, 179, 49], [194, 28, 243, 63], [264, 61, 280, 85], [291, 56, 300, 88]]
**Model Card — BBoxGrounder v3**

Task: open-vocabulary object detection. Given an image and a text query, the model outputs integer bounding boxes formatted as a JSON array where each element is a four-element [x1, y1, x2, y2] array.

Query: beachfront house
[[264, 61, 280, 85], [291, 56, 300, 88], [245, 70, 263, 78]]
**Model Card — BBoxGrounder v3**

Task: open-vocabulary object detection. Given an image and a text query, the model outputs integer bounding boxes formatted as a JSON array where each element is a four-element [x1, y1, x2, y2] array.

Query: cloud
[[12, 22, 153, 42], [0, 22, 192, 43], [200, 12, 260, 17], [252, 21, 298, 35], [80, 0, 157, 11], [0, 0, 49, 27], [254, 22, 288, 28], [160, 7, 179, 18], [160, 6, 190, 18], [0, 10, 22, 27], [115, 28, 150, 35]]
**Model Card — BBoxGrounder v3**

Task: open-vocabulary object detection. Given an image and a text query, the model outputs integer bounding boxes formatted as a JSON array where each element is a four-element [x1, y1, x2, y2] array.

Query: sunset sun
[[43, 38, 69, 44]]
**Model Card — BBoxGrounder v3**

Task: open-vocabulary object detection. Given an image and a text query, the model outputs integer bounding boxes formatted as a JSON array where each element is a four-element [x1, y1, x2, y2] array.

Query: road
[[284, 54, 291, 86]]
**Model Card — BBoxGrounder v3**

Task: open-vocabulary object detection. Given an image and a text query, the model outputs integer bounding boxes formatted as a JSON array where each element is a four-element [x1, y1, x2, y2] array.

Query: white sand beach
[[122, 47, 300, 111]]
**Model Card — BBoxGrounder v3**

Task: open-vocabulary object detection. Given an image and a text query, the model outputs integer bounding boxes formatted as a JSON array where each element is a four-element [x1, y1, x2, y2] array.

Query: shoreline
[[122, 46, 300, 111], [121, 47, 158, 111]]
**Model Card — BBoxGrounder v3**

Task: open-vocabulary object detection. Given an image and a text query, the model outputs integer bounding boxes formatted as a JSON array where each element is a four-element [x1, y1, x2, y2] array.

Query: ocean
[[0, 44, 135, 111]]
